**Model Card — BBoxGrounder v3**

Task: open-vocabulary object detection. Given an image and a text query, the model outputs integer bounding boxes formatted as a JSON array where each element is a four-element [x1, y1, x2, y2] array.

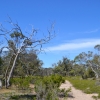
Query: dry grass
[[0, 88, 15, 94], [0, 84, 35, 100]]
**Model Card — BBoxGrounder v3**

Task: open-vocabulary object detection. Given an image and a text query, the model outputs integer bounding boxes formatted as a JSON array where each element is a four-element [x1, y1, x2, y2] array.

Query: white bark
[[7, 53, 19, 86], [0, 18, 55, 88], [90, 66, 99, 79], [0, 80, 2, 89], [89, 62, 99, 79]]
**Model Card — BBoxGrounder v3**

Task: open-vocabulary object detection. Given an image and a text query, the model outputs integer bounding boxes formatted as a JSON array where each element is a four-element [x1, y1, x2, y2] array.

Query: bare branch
[[0, 17, 55, 87]]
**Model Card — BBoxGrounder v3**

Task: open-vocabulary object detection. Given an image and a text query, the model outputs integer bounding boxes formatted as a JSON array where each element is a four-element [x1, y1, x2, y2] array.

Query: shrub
[[10, 77, 31, 90], [10, 94, 36, 100], [35, 75, 66, 100]]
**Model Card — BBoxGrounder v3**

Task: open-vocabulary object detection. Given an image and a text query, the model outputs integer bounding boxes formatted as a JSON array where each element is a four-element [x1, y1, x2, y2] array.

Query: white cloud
[[69, 28, 100, 34], [78, 29, 99, 34], [45, 39, 100, 52]]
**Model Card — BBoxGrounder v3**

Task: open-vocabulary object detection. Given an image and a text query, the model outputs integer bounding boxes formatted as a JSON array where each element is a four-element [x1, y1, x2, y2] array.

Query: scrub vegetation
[[0, 18, 100, 100]]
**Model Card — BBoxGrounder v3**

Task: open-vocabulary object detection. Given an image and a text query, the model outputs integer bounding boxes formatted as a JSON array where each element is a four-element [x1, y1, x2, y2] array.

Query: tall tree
[[0, 18, 55, 88], [74, 51, 100, 79], [53, 57, 73, 76]]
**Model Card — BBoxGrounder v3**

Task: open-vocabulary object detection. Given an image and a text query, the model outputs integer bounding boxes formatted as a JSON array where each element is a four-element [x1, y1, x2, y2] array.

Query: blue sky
[[0, 0, 100, 67]]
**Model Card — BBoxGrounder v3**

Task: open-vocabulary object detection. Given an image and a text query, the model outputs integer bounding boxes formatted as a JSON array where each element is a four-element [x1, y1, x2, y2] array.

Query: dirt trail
[[60, 80, 99, 100]]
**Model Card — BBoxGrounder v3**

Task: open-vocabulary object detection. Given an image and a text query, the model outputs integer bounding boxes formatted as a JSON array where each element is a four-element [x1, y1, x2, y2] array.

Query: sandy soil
[[60, 80, 99, 100]]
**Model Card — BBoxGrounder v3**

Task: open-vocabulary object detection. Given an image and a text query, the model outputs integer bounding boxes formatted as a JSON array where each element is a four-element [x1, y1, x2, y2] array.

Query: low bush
[[10, 94, 36, 100], [9, 75, 68, 100], [10, 77, 31, 90], [35, 75, 66, 100]]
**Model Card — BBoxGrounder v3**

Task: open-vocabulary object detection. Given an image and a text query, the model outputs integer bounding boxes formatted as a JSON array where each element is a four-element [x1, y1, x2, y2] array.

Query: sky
[[0, 0, 100, 68]]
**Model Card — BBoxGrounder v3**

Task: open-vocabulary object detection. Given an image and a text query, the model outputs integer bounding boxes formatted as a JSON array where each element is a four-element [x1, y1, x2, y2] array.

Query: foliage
[[40, 68, 53, 76], [10, 94, 36, 100], [74, 50, 100, 79], [70, 64, 85, 76], [10, 77, 31, 90], [82, 67, 95, 79], [13, 50, 43, 76], [53, 57, 73, 76], [0, 18, 55, 88], [35, 75, 66, 100]]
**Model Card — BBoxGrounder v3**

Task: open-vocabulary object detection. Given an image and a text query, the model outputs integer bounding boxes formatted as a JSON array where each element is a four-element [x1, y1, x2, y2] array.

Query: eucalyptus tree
[[7, 49, 43, 76], [94, 44, 100, 55], [18, 49, 43, 76], [0, 18, 55, 88], [53, 57, 73, 76], [74, 50, 100, 79]]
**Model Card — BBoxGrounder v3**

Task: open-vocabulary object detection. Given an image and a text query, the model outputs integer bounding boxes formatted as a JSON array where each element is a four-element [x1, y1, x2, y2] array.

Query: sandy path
[[60, 80, 98, 100]]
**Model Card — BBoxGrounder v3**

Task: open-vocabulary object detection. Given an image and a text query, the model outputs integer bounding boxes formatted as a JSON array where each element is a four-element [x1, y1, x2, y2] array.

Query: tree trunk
[[6, 53, 19, 87], [90, 66, 99, 78], [5, 66, 9, 88], [0, 80, 2, 89], [5, 55, 14, 88]]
